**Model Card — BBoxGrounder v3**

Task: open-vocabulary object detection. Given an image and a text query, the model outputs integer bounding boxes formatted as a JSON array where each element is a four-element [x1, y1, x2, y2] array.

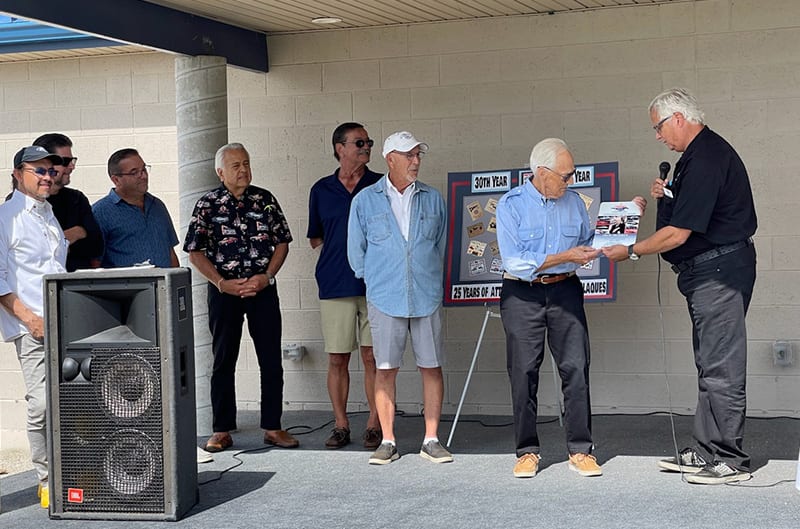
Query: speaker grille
[[58, 347, 165, 513]]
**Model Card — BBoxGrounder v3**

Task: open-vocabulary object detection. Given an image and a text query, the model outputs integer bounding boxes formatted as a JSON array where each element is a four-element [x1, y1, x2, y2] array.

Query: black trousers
[[207, 283, 284, 432], [500, 275, 593, 457], [677, 244, 756, 470]]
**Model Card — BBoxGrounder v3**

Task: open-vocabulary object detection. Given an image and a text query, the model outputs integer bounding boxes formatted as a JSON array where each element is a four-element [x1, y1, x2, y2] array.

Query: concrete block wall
[[2, 0, 800, 450]]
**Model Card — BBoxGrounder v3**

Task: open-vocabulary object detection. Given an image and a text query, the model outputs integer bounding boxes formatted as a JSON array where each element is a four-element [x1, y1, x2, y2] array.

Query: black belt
[[670, 238, 753, 274], [503, 271, 576, 285]]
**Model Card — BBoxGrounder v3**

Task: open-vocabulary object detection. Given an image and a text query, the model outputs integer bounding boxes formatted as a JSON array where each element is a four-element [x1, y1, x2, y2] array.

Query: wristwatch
[[266, 271, 276, 286], [627, 244, 640, 261]]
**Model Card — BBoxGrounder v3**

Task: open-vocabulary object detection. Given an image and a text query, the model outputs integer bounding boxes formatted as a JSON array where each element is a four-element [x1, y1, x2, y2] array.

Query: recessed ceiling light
[[311, 17, 342, 24]]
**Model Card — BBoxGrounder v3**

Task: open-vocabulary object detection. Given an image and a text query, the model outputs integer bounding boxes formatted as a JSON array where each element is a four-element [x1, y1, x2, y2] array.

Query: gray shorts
[[367, 302, 444, 369]]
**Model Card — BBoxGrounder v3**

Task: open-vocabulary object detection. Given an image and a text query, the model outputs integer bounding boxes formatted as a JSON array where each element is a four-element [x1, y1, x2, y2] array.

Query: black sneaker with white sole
[[657, 447, 707, 473], [369, 442, 399, 465], [685, 461, 751, 485]]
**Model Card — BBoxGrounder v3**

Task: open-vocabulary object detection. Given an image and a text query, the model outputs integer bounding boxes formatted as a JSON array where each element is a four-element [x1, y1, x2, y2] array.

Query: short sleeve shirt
[[657, 126, 757, 264], [183, 184, 292, 279]]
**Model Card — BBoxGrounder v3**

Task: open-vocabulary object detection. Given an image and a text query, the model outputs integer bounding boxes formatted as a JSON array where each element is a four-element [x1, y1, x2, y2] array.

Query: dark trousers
[[208, 283, 284, 432], [677, 244, 756, 470], [500, 275, 593, 457]]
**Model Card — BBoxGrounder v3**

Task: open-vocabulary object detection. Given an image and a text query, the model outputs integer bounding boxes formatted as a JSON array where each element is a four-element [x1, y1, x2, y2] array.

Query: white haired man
[[604, 88, 757, 485]]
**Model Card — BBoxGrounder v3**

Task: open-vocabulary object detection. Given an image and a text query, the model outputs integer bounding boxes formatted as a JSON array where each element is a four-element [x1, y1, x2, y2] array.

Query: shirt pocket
[[366, 213, 392, 243], [517, 227, 545, 243], [418, 214, 440, 240], [560, 225, 579, 245]]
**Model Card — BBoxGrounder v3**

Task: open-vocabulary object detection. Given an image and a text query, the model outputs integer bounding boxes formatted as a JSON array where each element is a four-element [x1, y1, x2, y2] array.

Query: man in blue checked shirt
[[497, 137, 643, 480]]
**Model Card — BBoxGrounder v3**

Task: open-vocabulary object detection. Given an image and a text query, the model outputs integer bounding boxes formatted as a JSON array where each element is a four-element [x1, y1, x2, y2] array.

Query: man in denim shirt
[[347, 131, 450, 466]]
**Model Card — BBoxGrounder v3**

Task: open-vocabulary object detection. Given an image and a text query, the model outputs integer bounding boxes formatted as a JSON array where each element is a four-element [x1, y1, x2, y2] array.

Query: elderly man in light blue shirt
[[348, 131, 449, 466], [497, 137, 644, 480]]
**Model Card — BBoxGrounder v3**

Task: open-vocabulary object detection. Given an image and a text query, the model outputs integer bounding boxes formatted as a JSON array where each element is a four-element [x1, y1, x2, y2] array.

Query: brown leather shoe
[[264, 429, 299, 448], [205, 432, 233, 453]]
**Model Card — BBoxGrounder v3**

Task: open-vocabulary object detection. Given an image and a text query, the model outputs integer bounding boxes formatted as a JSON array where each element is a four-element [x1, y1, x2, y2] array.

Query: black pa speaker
[[44, 268, 198, 521]]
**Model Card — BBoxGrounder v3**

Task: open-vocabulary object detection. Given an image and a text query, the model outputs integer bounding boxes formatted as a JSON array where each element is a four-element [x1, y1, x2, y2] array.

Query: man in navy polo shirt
[[308, 122, 382, 450]]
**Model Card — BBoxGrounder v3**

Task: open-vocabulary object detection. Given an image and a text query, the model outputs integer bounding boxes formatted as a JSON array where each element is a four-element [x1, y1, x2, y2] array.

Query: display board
[[444, 162, 619, 306]]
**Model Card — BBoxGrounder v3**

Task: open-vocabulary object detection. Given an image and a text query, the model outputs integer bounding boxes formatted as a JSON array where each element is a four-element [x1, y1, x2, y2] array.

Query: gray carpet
[[1, 411, 798, 528]]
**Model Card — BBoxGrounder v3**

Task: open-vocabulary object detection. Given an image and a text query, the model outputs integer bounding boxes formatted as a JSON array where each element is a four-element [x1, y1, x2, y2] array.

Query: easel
[[446, 303, 563, 447]]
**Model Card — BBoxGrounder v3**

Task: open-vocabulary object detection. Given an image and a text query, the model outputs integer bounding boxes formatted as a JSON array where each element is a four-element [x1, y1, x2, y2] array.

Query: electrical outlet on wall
[[772, 341, 793, 367]]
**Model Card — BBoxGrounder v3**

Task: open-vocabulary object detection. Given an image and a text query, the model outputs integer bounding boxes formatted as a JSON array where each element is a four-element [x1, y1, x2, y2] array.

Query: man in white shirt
[[0, 146, 68, 508]]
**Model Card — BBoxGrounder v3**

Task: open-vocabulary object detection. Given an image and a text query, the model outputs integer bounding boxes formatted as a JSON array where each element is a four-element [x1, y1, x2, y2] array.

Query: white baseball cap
[[382, 131, 429, 158]]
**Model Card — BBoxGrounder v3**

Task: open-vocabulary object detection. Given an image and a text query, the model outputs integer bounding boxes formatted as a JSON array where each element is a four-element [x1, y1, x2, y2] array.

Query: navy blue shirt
[[307, 167, 381, 299], [657, 126, 757, 264]]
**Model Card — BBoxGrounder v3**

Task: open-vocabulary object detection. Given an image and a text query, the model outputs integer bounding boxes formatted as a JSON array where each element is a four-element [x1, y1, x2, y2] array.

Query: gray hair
[[530, 138, 570, 173], [215, 142, 248, 171], [649, 88, 705, 124]]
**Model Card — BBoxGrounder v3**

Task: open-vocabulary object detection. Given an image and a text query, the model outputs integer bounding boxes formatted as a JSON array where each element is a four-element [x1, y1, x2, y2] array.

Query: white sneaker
[[197, 446, 214, 464]]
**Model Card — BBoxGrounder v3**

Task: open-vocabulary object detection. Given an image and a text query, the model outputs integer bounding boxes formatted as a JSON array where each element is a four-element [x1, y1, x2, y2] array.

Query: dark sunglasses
[[341, 139, 374, 148], [60, 156, 78, 166], [24, 167, 59, 178]]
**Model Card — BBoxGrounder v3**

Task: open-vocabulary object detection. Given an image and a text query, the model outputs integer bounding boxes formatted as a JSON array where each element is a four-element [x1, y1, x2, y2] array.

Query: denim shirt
[[347, 175, 446, 318], [496, 179, 593, 281]]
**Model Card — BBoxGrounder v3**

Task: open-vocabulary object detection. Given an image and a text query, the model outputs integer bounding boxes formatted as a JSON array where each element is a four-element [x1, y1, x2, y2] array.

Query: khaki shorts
[[319, 296, 372, 353]]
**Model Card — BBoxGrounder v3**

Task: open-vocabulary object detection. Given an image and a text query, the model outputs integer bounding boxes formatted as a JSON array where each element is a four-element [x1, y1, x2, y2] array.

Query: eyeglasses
[[341, 139, 374, 148], [60, 156, 77, 166], [540, 166, 575, 183], [653, 114, 672, 133], [23, 167, 59, 178], [398, 151, 425, 161], [115, 165, 151, 178]]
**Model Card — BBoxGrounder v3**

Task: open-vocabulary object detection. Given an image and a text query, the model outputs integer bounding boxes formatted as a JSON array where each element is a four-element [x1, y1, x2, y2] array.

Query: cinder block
[[380, 119, 441, 151], [352, 88, 411, 123], [283, 371, 329, 402], [697, 29, 800, 68], [134, 103, 177, 128], [324, 60, 380, 92], [0, 62, 29, 82], [695, 0, 731, 34], [80, 105, 133, 131], [380, 56, 439, 89], [563, 109, 630, 142], [297, 153, 335, 189], [439, 116, 501, 149], [130, 52, 175, 75], [411, 86, 469, 119], [299, 279, 321, 311], [730, 0, 800, 31], [158, 73, 176, 102], [0, 372, 25, 398], [535, 75, 662, 113], [563, 39, 695, 78], [289, 31, 351, 64], [30, 108, 82, 135], [350, 26, 408, 60], [587, 5, 660, 43], [227, 67, 266, 97], [408, 16, 533, 56], [502, 113, 564, 146], [29, 58, 79, 80], [240, 96, 296, 128], [446, 372, 510, 405], [282, 309, 322, 341], [658, 1, 696, 36], [268, 124, 328, 158], [267, 64, 323, 96], [79, 56, 133, 77], [470, 82, 532, 116], [106, 76, 132, 105], [4, 80, 55, 110], [296, 93, 353, 125], [132, 74, 160, 104]]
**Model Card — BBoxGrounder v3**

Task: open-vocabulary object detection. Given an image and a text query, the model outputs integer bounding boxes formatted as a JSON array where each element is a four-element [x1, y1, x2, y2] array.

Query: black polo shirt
[[657, 126, 757, 264], [48, 187, 104, 271]]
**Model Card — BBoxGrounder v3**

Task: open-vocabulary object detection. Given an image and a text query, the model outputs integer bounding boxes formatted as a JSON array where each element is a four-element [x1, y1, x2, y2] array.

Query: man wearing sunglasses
[[497, 138, 645, 480], [0, 146, 69, 508], [32, 133, 104, 271], [308, 122, 382, 450]]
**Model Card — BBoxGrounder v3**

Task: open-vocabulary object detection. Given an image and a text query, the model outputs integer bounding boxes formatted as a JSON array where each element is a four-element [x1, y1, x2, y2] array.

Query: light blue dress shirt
[[496, 179, 593, 281]]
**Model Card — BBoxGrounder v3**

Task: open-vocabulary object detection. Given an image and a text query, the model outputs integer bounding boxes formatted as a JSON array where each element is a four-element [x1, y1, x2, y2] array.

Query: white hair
[[214, 142, 248, 171], [649, 88, 705, 124], [529, 138, 569, 173]]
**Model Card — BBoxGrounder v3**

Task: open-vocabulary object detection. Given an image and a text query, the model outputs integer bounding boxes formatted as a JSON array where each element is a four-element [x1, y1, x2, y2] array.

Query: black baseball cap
[[13, 145, 63, 168]]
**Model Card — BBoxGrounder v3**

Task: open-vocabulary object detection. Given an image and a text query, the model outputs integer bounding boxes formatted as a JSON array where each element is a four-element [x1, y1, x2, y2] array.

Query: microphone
[[659, 161, 673, 199], [659, 161, 671, 181]]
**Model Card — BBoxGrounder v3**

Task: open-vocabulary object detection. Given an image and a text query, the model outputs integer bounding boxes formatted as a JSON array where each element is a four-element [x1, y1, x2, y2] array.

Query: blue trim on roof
[[0, 19, 117, 53]]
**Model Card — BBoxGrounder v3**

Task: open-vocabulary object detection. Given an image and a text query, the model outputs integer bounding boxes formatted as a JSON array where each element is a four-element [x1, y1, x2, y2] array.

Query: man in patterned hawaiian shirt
[[184, 142, 298, 452]]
